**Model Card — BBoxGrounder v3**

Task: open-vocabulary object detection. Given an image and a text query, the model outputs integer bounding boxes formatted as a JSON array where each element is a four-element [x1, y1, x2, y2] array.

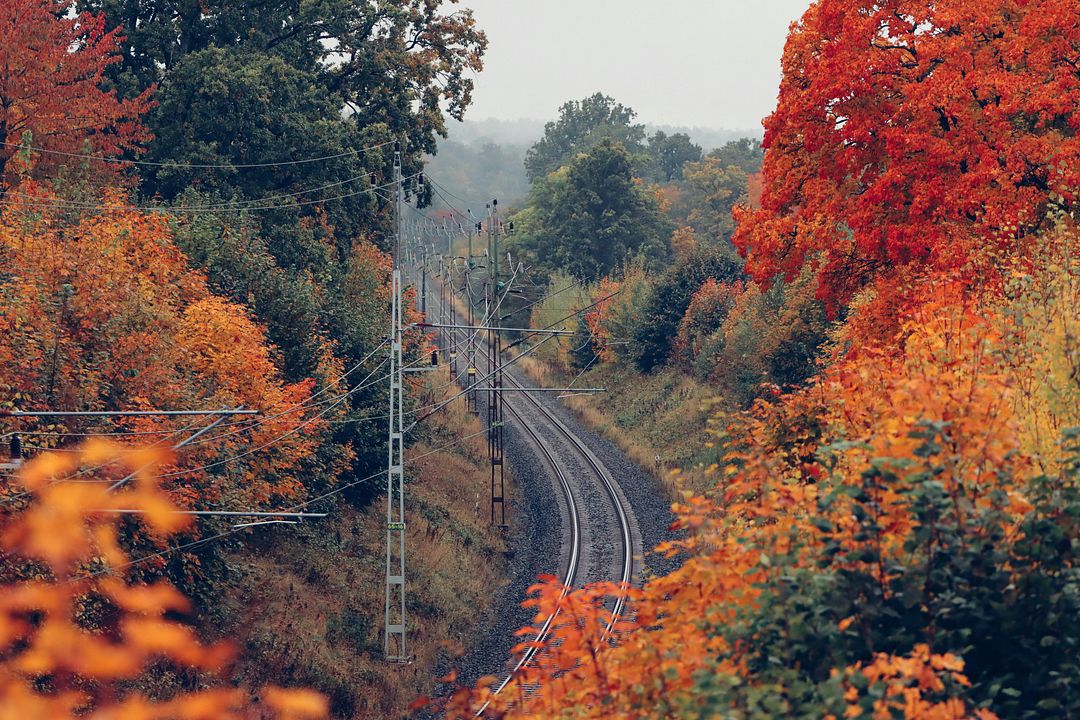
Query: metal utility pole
[[384, 138, 408, 662], [487, 199, 506, 528], [441, 224, 449, 368], [418, 214, 431, 316], [420, 262, 427, 317], [446, 225, 458, 379], [465, 218, 480, 416]]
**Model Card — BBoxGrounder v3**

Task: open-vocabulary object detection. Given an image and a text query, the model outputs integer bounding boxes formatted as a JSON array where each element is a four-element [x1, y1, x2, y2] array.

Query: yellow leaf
[[262, 687, 328, 719]]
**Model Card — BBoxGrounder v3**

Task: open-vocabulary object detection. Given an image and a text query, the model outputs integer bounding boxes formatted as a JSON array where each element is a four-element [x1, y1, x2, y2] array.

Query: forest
[[1, 0, 1078, 719]]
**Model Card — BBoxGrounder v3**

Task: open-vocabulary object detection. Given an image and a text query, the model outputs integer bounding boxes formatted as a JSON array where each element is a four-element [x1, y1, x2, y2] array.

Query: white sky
[[458, 0, 812, 131]]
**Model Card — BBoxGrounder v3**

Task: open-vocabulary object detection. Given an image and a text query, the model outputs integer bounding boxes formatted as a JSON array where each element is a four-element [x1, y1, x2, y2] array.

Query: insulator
[[431, 350, 439, 367], [394, 140, 401, 153], [9, 433, 21, 460], [418, 172, 425, 187], [370, 173, 378, 187]]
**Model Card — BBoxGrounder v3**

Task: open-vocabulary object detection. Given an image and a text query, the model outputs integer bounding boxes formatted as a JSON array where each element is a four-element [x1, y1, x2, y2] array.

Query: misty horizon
[[457, 0, 810, 131]]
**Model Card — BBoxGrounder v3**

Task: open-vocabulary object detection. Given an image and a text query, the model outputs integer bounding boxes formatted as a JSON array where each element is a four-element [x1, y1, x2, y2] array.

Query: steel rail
[[426, 284, 582, 713], [482, 389, 583, 703], [458, 321, 632, 713], [504, 371, 634, 637], [428, 272, 633, 714]]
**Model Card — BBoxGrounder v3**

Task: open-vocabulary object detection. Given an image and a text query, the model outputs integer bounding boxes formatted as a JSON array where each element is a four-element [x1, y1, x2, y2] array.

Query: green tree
[[167, 194, 328, 378], [524, 93, 646, 182], [708, 137, 763, 173], [81, 0, 485, 158], [682, 157, 751, 244], [80, 0, 486, 251], [646, 130, 703, 182], [516, 141, 673, 282], [147, 47, 382, 254]]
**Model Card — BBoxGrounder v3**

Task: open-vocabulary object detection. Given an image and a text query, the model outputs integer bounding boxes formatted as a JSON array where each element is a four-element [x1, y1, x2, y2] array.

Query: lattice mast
[[383, 139, 408, 661]]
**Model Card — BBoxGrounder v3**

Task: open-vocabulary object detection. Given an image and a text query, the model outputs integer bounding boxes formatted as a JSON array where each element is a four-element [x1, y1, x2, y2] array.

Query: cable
[[0, 138, 396, 169], [69, 424, 492, 583], [0, 173, 421, 215], [425, 175, 487, 213], [19, 308, 479, 461], [502, 280, 588, 322], [0, 416, 214, 504], [153, 353, 394, 479], [5, 171, 370, 211], [505, 289, 621, 351], [409, 331, 555, 430], [179, 338, 393, 447]]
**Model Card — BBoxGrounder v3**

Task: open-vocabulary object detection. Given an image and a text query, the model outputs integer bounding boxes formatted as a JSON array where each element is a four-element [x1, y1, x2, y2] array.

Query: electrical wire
[[0, 138, 396, 169], [0, 174, 421, 215], [0, 416, 214, 504], [424, 175, 488, 214], [178, 338, 393, 447], [5, 170, 398, 211], [68, 424, 492, 584]]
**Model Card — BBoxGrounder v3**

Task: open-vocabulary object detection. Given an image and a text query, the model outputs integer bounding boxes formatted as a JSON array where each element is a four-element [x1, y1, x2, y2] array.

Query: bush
[[632, 246, 742, 373]]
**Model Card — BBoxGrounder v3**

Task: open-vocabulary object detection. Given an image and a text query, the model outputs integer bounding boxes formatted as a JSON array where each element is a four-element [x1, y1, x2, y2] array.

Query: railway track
[[424, 282, 639, 707], [480, 369, 635, 703]]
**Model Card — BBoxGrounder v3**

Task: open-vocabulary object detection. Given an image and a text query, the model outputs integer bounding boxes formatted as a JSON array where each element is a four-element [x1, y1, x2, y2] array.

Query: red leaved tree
[[0, 0, 153, 195], [733, 0, 1079, 312]]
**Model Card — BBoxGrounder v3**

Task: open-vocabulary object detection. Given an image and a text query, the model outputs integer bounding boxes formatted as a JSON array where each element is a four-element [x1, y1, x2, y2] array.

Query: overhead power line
[[0, 173, 421, 215], [424, 175, 486, 213], [0, 138, 397, 169], [67, 424, 492, 586]]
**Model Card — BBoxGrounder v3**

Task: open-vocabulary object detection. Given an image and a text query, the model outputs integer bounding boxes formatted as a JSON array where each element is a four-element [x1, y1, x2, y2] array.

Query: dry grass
[[517, 356, 723, 499]]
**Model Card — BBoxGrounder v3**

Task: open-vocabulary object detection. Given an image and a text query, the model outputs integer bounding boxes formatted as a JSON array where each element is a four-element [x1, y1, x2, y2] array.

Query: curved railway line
[[483, 370, 634, 702], [425, 283, 639, 708]]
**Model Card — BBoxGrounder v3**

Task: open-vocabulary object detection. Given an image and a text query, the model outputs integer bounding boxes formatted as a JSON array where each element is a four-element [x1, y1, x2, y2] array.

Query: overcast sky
[[457, 0, 812, 132]]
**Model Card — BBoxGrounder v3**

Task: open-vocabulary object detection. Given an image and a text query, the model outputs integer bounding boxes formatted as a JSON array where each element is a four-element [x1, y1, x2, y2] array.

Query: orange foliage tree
[[673, 278, 744, 364], [582, 277, 622, 363], [0, 442, 327, 719], [669, 225, 698, 262], [0, 191, 346, 550], [733, 0, 1080, 311], [441, 225, 1080, 718], [0, 0, 153, 194]]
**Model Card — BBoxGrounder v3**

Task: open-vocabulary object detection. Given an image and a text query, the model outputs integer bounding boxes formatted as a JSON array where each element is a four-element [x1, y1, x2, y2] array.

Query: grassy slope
[[208, 383, 510, 719], [518, 355, 722, 496], [515, 274, 723, 496]]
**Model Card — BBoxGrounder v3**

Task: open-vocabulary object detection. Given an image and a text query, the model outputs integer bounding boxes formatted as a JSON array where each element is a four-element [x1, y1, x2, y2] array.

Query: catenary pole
[[384, 138, 408, 662]]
